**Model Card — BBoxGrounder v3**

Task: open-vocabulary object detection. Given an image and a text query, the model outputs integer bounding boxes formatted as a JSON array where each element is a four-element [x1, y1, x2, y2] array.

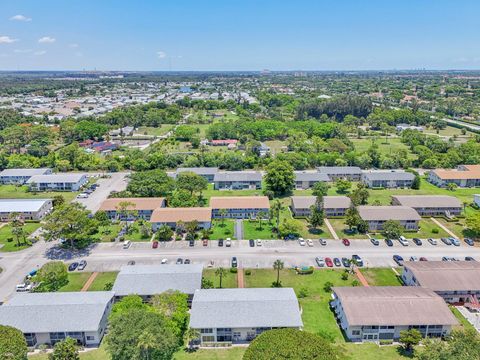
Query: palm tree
[[219, 209, 228, 227], [184, 328, 200, 351], [257, 211, 266, 230], [9, 212, 25, 247], [273, 259, 284, 286], [271, 200, 283, 232], [116, 201, 136, 233], [215, 267, 228, 288], [137, 330, 157, 360]]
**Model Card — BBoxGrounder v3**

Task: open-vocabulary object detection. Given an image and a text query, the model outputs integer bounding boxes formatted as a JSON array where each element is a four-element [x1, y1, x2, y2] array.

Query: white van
[[123, 240, 131, 249]]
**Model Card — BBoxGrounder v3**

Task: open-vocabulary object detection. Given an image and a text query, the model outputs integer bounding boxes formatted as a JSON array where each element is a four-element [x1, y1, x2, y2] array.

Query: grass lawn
[[450, 306, 476, 331], [203, 184, 263, 201], [344, 343, 408, 360], [436, 217, 476, 239], [351, 137, 414, 158], [209, 220, 235, 240], [414, 218, 449, 238], [0, 185, 78, 202], [123, 222, 152, 242], [58, 272, 92, 292], [297, 218, 328, 238], [328, 218, 369, 239], [29, 344, 109, 360], [423, 125, 474, 137], [263, 140, 287, 155], [243, 220, 276, 239], [360, 268, 402, 286], [88, 272, 118, 291], [174, 348, 246, 360], [0, 222, 42, 252], [92, 224, 122, 243], [137, 125, 174, 136], [203, 269, 238, 288]]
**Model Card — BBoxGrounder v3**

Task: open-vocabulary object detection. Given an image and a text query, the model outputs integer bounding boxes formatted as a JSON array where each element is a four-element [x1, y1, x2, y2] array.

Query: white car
[[319, 238, 327, 246], [398, 238, 409, 246], [256, 239, 262, 246], [428, 238, 437, 245], [76, 193, 88, 199], [307, 239, 314, 247], [298, 238, 306, 246], [16, 283, 32, 292], [122, 240, 131, 249], [207, 260, 214, 268], [161, 258, 168, 264], [315, 257, 325, 267], [225, 238, 232, 247]]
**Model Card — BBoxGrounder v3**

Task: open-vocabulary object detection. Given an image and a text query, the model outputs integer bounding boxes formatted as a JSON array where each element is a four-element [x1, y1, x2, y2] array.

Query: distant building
[[0, 292, 114, 347], [0, 199, 53, 221], [428, 165, 480, 188], [294, 171, 329, 190], [26, 173, 88, 192], [189, 288, 303, 344], [331, 286, 457, 342], [290, 196, 351, 217], [99, 197, 165, 220], [391, 195, 462, 216], [361, 170, 414, 188], [210, 196, 270, 219], [176, 167, 219, 182], [0, 168, 52, 185], [150, 207, 212, 230], [357, 205, 421, 231], [213, 171, 262, 190], [209, 139, 238, 146], [109, 126, 134, 137], [396, 123, 424, 132], [317, 166, 362, 181]]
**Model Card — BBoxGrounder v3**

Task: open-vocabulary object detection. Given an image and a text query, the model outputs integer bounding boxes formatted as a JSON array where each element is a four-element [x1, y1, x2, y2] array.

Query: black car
[[218, 239, 224, 247], [385, 239, 394, 247], [333, 258, 341, 267], [231, 257, 238, 268], [341, 257, 350, 267], [393, 255, 404, 266], [464, 238, 475, 246], [189, 239, 195, 247], [370, 238, 379, 246], [127, 260, 136, 266], [441, 237, 452, 245], [68, 262, 78, 271], [184, 259, 191, 264], [249, 239, 255, 247], [176, 258, 183, 264], [412, 238, 422, 246], [351, 255, 364, 267], [465, 256, 476, 261]]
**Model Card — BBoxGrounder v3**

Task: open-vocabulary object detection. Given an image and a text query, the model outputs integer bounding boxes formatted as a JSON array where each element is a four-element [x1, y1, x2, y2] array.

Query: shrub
[[352, 279, 360, 287], [431, 227, 439, 234], [230, 267, 237, 273], [379, 339, 393, 345], [271, 281, 282, 288], [245, 270, 251, 276], [341, 272, 349, 281]]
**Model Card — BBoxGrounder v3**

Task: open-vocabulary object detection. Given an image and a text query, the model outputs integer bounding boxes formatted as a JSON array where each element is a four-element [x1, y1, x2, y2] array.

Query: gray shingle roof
[[391, 195, 462, 209], [189, 288, 303, 329], [362, 170, 415, 181], [213, 171, 262, 182], [0, 168, 51, 177], [27, 173, 86, 184], [0, 199, 51, 213], [176, 167, 219, 176], [358, 206, 421, 221], [291, 196, 351, 210], [112, 264, 203, 296], [317, 166, 362, 175], [0, 292, 114, 333], [294, 171, 330, 182]]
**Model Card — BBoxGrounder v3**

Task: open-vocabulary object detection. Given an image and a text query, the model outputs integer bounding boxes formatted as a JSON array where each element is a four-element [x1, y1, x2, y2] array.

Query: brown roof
[[391, 195, 462, 209], [291, 196, 351, 210], [150, 207, 212, 223], [432, 169, 480, 180], [333, 286, 458, 327], [209, 196, 270, 210], [404, 261, 480, 292], [99, 198, 165, 211], [358, 206, 421, 221]]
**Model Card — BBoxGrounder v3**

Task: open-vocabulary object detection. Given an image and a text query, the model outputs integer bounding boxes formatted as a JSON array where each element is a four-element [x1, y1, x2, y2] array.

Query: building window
[[202, 336, 215, 342], [352, 330, 361, 336], [200, 328, 213, 334], [24, 333, 37, 347]]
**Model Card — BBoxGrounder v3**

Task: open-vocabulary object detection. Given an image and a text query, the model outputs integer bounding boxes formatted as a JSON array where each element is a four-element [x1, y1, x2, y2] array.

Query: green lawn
[[136, 125, 175, 136], [174, 348, 246, 360], [0, 222, 42, 252], [343, 343, 409, 360], [58, 272, 92, 292], [414, 218, 449, 238], [88, 272, 118, 291], [203, 184, 263, 201], [360, 268, 402, 286], [242, 220, 276, 239], [0, 185, 78, 202], [123, 222, 152, 242], [92, 224, 122, 243], [328, 218, 369, 239], [203, 269, 238, 288], [351, 137, 415, 159], [297, 218, 328, 238], [29, 344, 109, 360], [209, 220, 235, 240]]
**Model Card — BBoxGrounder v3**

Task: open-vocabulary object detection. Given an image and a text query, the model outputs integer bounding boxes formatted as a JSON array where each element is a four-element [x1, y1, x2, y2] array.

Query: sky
[[0, 0, 480, 71]]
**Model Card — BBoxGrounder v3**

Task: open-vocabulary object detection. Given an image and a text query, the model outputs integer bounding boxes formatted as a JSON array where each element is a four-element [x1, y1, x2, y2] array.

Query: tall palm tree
[[116, 201, 136, 233], [257, 211, 266, 230], [9, 212, 25, 247], [273, 259, 284, 286], [215, 267, 228, 288], [137, 330, 157, 360], [271, 200, 283, 232], [219, 209, 228, 227]]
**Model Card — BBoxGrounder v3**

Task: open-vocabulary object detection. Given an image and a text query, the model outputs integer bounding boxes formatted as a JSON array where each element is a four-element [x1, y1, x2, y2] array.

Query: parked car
[[16, 283, 32, 292], [176, 258, 183, 265], [319, 238, 327, 246], [202, 239, 208, 246], [256, 239, 262, 247], [184, 259, 191, 264], [207, 260, 214, 268], [218, 239, 224, 247], [409, 256, 418, 262], [465, 256, 476, 261], [249, 239, 255, 247], [441, 237, 452, 245], [385, 239, 393, 247], [298, 238, 306, 246], [189, 239, 195, 247], [333, 258, 341, 267], [161, 258, 168, 264], [450, 237, 460, 246], [307, 239, 314, 247], [225, 238, 232, 247], [315, 256, 325, 267], [370, 238, 379, 246], [76, 193, 88, 199], [78, 260, 87, 271], [231, 257, 238, 268], [342, 238, 350, 246], [127, 260, 136, 266], [412, 238, 422, 246], [123, 240, 131, 249], [393, 255, 404, 266], [428, 238, 437, 245], [464, 238, 475, 246], [419, 257, 428, 261], [152, 240, 159, 249], [341, 257, 350, 267], [398, 238, 409, 246], [68, 262, 79, 271], [325, 257, 334, 267], [352, 255, 363, 267]]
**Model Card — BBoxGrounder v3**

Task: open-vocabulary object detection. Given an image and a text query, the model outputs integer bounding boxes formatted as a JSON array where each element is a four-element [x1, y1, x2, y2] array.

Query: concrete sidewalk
[[324, 219, 339, 240], [430, 217, 457, 238]]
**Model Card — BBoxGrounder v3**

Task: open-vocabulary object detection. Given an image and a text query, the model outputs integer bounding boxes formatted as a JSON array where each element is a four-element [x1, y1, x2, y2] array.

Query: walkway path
[[354, 268, 369, 287], [81, 272, 98, 291], [391, 267, 400, 276], [430, 217, 457, 238], [234, 220, 243, 240], [237, 268, 245, 288], [324, 219, 339, 240]]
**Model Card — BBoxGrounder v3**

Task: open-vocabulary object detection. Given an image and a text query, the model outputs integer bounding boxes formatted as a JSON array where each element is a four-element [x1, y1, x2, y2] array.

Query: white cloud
[[0, 36, 18, 44], [10, 14, 31, 22], [34, 50, 47, 56], [14, 49, 32, 53], [38, 36, 56, 43], [157, 51, 167, 59], [69, 43, 79, 48]]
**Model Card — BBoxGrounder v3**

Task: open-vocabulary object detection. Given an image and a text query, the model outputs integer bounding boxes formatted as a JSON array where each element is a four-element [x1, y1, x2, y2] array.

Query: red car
[[325, 257, 334, 267], [419, 257, 428, 261], [202, 239, 208, 246], [152, 241, 159, 249], [342, 238, 351, 246]]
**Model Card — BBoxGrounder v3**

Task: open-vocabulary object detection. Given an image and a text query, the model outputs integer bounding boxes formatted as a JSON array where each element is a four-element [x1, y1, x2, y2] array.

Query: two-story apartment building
[[331, 286, 458, 342], [176, 167, 219, 182], [0, 199, 53, 221], [428, 165, 480, 188], [391, 195, 462, 216], [0, 168, 52, 185], [290, 196, 351, 217], [189, 288, 303, 345], [357, 205, 421, 231], [150, 207, 212, 230], [210, 196, 270, 219], [317, 166, 362, 181], [99, 197, 165, 220], [361, 170, 414, 189], [27, 173, 88, 192], [213, 171, 262, 190], [294, 171, 329, 190]]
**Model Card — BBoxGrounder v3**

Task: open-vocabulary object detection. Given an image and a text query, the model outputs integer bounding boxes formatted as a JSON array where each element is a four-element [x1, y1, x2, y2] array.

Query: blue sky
[[0, 0, 479, 71]]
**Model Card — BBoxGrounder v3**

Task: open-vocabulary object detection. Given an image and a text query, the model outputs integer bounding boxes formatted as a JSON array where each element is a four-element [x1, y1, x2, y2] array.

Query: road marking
[[81, 272, 98, 291], [391, 267, 400, 276], [430, 217, 457, 238], [324, 219, 339, 240]]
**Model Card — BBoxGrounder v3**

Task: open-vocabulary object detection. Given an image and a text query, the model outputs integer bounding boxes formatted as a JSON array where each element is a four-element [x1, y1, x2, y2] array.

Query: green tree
[[447, 182, 458, 191], [201, 277, 214, 289], [156, 224, 174, 241], [270, 200, 283, 232], [48, 337, 79, 360], [272, 259, 284, 287], [116, 201, 137, 233], [176, 172, 208, 197], [278, 219, 302, 238], [349, 183, 369, 206], [308, 205, 324, 231], [183, 328, 200, 351], [151, 291, 189, 338], [52, 195, 65, 207], [399, 329, 422, 353], [416, 329, 480, 360], [345, 207, 360, 230], [323, 281, 334, 293], [127, 169, 175, 197], [34, 261, 69, 292], [257, 211, 267, 230], [0, 325, 27, 360], [411, 173, 421, 190], [136, 331, 157, 360], [110, 295, 150, 321], [383, 220, 403, 239], [215, 267, 228, 288], [264, 160, 295, 196], [169, 189, 198, 208], [312, 181, 330, 197], [219, 208, 228, 227], [335, 178, 352, 193], [9, 212, 26, 247]]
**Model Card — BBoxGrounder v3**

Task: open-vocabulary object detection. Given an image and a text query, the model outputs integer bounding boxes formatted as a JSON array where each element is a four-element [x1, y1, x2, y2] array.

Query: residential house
[[428, 165, 480, 188], [0, 291, 114, 347], [210, 196, 270, 219], [150, 207, 212, 230], [0, 199, 53, 221], [213, 171, 262, 190], [396, 123, 424, 132], [317, 166, 362, 181], [0, 168, 52, 185], [331, 286, 458, 342], [112, 264, 203, 302], [98, 197, 165, 220], [361, 170, 414, 188], [357, 205, 421, 231], [26, 173, 88, 192], [402, 261, 480, 304], [189, 288, 303, 344], [290, 196, 351, 217], [176, 167, 219, 182], [210, 139, 238, 146], [109, 126, 134, 137], [294, 171, 329, 190], [391, 195, 462, 216]]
